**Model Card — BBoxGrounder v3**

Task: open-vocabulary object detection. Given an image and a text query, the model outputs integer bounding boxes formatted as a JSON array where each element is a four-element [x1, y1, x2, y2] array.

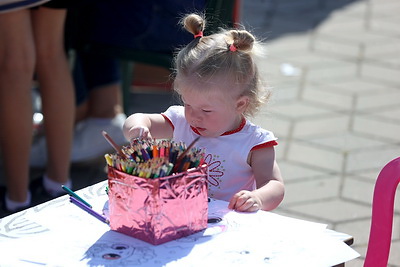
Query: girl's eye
[[202, 109, 212, 113]]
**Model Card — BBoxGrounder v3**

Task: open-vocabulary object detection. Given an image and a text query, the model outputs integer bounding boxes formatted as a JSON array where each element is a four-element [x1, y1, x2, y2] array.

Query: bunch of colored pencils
[[105, 139, 205, 178]]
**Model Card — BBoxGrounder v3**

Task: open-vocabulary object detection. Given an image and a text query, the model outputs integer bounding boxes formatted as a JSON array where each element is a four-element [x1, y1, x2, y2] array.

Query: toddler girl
[[123, 13, 284, 212]]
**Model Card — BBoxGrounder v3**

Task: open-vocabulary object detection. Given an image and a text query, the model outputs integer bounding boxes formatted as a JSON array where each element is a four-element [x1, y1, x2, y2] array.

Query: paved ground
[[1, 0, 399, 266], [240, 0, 400, 266]]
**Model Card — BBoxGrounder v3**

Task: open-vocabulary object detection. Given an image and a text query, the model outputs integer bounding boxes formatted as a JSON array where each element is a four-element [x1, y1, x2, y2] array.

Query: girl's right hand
[[126, 126, 152, 143]]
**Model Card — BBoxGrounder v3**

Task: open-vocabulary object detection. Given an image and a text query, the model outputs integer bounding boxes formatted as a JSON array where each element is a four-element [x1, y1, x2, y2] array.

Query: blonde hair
[[173, 13, 270, 118]]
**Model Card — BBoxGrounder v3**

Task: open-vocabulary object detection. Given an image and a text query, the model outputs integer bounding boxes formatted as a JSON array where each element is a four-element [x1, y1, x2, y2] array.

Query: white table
[[0, 181, 359, 266]]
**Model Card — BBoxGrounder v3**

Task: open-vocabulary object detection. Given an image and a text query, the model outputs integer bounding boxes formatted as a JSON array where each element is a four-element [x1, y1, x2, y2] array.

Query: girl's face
[[180, 87, 248, 138]]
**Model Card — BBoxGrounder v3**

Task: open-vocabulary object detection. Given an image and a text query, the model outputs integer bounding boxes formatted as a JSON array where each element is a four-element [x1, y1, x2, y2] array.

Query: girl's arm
[[228, 146, 285, 212], [123, 113, 174, 141]]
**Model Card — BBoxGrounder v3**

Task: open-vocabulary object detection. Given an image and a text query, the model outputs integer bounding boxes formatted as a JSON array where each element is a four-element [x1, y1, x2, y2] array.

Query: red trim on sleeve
[[250, 140, 278, 151], [161, 114, 175, 131]]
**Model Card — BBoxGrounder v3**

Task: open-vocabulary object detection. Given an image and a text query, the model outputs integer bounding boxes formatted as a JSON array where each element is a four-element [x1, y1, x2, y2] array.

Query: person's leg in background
[[71, 51, 126, 162], [74, 51, 124, 123], [31, 6, 74, 195], [82, 81, 124, 121], [29, 9, 126, 167], [75, 82, 123, 122], [29, 0, 207, 167], [0, 9, 35, 212], [66, 0, 207, 161]]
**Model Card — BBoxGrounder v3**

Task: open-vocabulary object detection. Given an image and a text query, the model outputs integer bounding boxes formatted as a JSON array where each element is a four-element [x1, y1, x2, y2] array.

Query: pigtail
[[228, 30, 255, 52], [181, 13, 205, 39]]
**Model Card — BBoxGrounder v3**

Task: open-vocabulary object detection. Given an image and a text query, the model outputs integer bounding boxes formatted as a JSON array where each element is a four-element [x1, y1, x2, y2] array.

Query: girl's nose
[[187, 108, 198, 120], [191, 111, 203, 123]]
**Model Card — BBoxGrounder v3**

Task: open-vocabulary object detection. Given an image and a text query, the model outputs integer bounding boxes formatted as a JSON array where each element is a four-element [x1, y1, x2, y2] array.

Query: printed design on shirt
[[204, 153, 225, 197]]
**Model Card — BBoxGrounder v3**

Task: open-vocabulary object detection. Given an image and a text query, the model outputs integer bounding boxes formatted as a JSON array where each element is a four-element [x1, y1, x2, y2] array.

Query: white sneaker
[[71, 113, 127, 162], [29, 113, 128, 167]]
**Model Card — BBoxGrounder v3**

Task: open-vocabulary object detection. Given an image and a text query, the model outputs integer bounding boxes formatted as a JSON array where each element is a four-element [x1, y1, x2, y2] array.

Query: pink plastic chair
[[364, 157, 400, 267]]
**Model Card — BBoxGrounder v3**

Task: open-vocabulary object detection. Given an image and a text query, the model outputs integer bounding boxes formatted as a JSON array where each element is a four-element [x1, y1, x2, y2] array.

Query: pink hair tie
[[194, 31, 203, 38], [229, 43, 237, 52]]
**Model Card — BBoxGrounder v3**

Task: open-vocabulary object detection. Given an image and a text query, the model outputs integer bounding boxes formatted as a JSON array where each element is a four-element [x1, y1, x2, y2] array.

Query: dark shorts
[[73, 51, 120, 105], [67, 0, 205, 104], [85, 0, 206, 52]]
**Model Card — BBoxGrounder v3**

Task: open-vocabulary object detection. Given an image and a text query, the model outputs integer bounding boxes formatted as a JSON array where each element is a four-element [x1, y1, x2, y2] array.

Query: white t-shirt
[[162, 105, 278, 201]]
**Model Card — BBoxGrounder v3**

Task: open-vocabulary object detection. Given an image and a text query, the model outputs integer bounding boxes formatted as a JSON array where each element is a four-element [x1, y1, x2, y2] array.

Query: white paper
[[0, 197, 359, 266]]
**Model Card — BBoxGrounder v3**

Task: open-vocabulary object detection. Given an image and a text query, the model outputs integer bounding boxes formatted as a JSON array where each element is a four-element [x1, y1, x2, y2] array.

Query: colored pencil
[[176, 136, 200, 163], [102, 130, 127, 159], [107, 138, 204, 177], [70, 196, 109, 224], [62, 185, 92, 208], [174, 136, 200, 172]]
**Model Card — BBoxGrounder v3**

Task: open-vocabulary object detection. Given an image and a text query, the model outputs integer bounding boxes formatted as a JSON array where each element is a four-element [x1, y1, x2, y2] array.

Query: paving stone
[[316, 16, 366, 36], [361, 63, 400, 85], [345, 257, 365, 267], [293, 115, 350, 137], [336, 213, 400, 247], [370, 0, 400, 15], [371, 106, 400, 122], [357, 91, 400, 110], [347, 169, 381, 183], [283, 199, 372, 223], [266, 39, 313, 58], [341, 177, 375, 206], [311, 35, 363, 59], [343, 175, 400, 214], [353, 115, 400, 142], [277, 161, 331, 182], [317, 27, 398, 46], [370, 17, 400, 35], [252, 114, 291, 140], [274, 142, 287, 160], [287, 141, 344, 172], [302, 84, 354, 110], [388, 240, 400, 266], [269, 81, 302, 102], [321, 0, 365, 10], [305, 132, 390, 152], [307, 63, 359, 81], [368, 52, 400, 69], [274, 209, 331, 228], [336, 218, 372, 247], [365, 39, 400, 58], [281, 175, 341, 205], [278, 51, 352, 68], [316, 77, 395, 95], [272, 102, 337, 119], [332, 0, 368, 17], [346, 147, 400, 173]]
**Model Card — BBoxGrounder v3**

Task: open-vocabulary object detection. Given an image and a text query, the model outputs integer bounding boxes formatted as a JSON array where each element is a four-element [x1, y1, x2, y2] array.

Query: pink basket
[[107, 165, 208, 245]]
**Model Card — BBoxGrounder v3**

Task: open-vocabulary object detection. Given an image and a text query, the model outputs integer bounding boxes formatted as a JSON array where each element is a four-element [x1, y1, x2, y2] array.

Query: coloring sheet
[[0, 183, 359, 266]]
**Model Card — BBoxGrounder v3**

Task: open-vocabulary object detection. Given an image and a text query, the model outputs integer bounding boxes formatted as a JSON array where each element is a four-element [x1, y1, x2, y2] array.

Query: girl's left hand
[[228, 190, 262, 212]]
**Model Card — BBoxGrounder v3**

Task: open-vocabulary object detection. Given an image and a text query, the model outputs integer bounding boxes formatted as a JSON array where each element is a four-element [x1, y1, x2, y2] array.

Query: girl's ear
[[236, 96, 249, 113]]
